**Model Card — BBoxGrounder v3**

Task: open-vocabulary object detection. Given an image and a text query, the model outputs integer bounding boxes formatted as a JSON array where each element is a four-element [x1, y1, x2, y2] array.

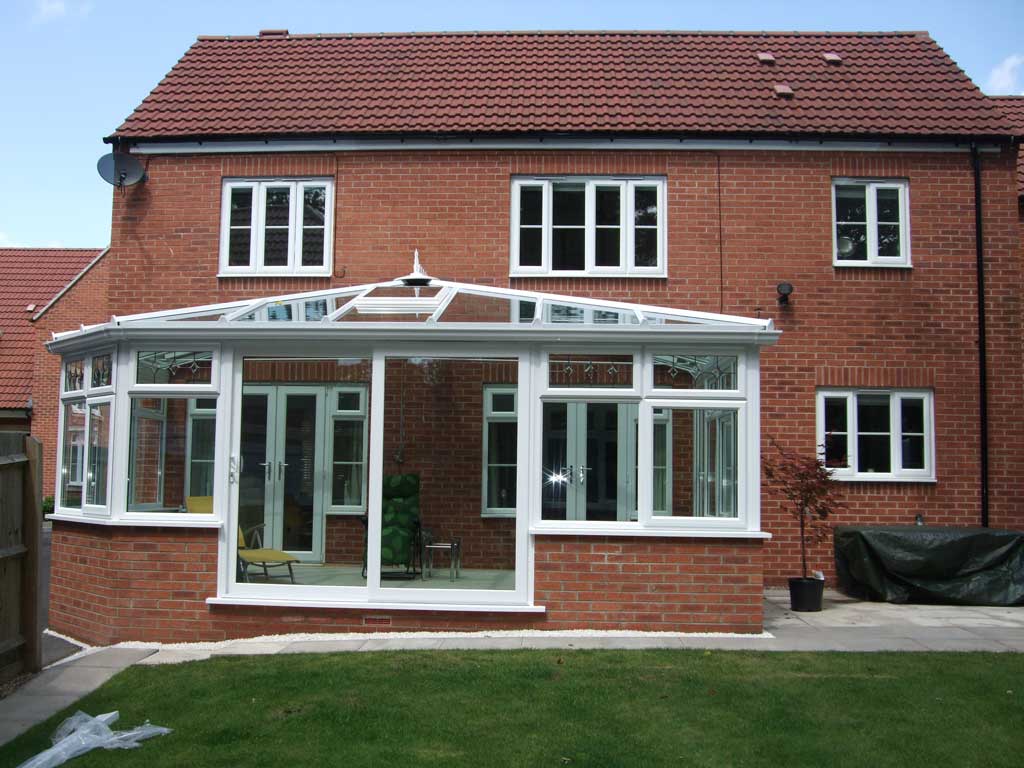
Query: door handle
[[567, 465, 574, 485], [579, 466, 592, 484], [258, 461, 270, 481], [278, 461, 289, 481]]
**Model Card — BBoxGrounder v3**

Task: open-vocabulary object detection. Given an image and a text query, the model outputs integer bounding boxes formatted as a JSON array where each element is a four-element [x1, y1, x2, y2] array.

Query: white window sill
[[530, 525, 771, 539], [47, 512, 223, 528], [831, 474, 936, 483], [833, 262, 912, 269], [510, 271, 667, 279], [326, 508, 368, 517], [208, 595, 546, 613], [217, 271, 332, 279], [481, 509, 516, 519]]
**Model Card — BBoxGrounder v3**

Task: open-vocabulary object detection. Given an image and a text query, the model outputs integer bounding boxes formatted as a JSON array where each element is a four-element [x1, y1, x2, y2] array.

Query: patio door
[[542, 402, 638, 522], [238, 386, 327, 561]]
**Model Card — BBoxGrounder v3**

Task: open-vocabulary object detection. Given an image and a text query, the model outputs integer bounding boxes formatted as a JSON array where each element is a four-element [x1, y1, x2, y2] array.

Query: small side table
[[423, 537, 462, 582]]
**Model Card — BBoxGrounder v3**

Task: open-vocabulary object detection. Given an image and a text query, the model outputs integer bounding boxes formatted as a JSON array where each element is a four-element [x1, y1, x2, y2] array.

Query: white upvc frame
[[131, 347, 220, 394], [482, 385, 518, 518], [56, 348, 119, 517], [221, 343, 534, 608], [510, 176, 668, 277], [185, 398, 218, 500], [816, 388, 935, 482], [218, 178, 335, 277], [127, 396, 168, 512], [325, 384, 369, 515], [529, 344, 761, 536], [831, 178, 911, 268]]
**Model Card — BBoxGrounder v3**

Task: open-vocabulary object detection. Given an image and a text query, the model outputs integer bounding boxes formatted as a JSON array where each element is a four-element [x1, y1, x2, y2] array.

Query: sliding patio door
[[238, 386, 326, 561]]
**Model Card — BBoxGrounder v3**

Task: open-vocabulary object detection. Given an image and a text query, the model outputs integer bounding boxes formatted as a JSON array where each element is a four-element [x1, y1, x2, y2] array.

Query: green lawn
[[2, 650, 1022, 767]]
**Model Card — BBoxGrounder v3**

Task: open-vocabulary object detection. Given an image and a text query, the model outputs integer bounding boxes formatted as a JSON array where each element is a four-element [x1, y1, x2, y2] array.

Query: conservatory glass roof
[[49, 266, 776, 347]]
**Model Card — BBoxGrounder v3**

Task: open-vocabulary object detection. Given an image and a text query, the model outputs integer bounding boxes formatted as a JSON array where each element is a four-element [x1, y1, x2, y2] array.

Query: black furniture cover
[[834, 526, 1024, 606]]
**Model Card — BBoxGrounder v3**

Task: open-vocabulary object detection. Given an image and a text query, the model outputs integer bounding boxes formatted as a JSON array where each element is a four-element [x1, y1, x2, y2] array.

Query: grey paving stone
[[30, 665, 121, 696], [281, 640, 370, 654], [210, 642, 290, 656], [136, 649, 213, 665], [359, 637, 444, 651], [436, 637, 526, 650], [72, 648, 156, 668]]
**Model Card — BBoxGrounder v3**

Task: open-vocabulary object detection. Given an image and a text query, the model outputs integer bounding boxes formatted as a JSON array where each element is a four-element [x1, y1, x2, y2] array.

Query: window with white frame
[[329, 387, 368, 512], [186, 399, 218, 498], [128, 396, 220, 512], [483, 386, 518, 517], [511, 177, 667, 276], [833, 179, 910, 266], [818, 389, 933, 481], [220, 178, 334, 276], [58, 353, 115, 513]]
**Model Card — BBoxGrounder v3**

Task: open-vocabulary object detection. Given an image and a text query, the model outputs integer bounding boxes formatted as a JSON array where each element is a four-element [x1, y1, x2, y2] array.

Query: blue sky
[[2, 0, 1022, 248]]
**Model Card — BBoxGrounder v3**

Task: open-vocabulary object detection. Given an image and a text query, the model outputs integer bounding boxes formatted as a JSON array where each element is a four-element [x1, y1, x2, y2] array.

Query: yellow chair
[[185, 496, 299, 583]]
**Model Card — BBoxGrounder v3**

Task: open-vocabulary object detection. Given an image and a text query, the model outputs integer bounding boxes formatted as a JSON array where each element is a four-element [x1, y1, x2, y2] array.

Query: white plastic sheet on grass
[[16, 710, 171, 768]]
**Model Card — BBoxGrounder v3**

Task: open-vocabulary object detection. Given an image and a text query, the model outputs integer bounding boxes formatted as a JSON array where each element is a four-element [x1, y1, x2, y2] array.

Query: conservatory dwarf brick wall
[[91, 148, 1023, 584], [49, 521, 762, 644]]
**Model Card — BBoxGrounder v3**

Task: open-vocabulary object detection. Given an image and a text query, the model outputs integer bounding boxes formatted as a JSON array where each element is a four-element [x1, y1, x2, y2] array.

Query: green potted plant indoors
[[763, 440, 843, 612]]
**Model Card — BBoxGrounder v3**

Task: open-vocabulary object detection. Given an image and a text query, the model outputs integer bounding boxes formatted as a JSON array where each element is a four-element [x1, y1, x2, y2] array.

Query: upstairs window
[[833, 179, 910, 267], [220, 179, 334, 276], [511, 177, 666, 277]]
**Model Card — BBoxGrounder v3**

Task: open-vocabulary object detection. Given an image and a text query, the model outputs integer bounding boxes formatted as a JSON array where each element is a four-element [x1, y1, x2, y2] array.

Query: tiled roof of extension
[[112, 30, 1013, 141], [0, 249, 102, 410], [991, 96, 1024, 195]]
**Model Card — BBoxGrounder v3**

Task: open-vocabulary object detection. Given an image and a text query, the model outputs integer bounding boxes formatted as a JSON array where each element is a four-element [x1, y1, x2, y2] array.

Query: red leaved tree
[[763, 439, 845, 579]]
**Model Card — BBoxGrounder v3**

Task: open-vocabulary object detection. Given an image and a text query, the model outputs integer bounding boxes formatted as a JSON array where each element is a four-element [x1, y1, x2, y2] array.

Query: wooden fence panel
[[0, 433, 42, 681]]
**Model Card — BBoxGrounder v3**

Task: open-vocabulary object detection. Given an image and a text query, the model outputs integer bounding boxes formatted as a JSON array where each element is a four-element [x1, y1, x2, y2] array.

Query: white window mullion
[[865, 183, 879, 263], [584, 180, 596, 273]]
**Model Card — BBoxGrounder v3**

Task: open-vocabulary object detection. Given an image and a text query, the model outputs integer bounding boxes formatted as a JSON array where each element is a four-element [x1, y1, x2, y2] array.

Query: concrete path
[[3, 590, 1023, 748], [0, 647, 155, 747]]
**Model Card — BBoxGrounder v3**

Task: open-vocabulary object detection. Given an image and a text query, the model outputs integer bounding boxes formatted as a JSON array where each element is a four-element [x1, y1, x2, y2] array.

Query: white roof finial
[[400, 249, 432, 286]]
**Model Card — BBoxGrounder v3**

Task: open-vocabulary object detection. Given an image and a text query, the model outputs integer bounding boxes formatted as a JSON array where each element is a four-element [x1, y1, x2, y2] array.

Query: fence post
[[22, 435, 43, 673]]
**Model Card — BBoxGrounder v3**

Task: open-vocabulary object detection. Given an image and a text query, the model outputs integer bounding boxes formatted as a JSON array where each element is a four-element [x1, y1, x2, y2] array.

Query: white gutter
[[45, 322, 781, 353], [128, 137, 1007, 156]]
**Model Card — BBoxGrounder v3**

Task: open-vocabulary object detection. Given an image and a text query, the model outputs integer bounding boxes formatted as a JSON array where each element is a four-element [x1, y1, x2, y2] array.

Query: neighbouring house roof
[[0, 248, 104, 410], [991, 96, 1024, 196], [110, 30, 1012, 142]]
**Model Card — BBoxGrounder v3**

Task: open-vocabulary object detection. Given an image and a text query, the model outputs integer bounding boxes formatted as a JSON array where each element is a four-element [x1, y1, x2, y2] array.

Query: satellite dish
[[97, 153, 146, 188]]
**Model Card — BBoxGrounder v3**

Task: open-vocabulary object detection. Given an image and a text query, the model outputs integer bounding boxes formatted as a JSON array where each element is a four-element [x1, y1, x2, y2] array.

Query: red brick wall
[[39, 147, 1024, 585], [49, 521, 762, 644]]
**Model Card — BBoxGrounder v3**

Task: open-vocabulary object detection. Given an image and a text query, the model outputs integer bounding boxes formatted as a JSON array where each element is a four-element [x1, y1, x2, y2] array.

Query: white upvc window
[[186, 399, 218, 499], [482, 386, 518, 517], [832, 179, 910, 267], [817, 389, 934, 481], [510, 177, 667, 277], [327, 386, 369, 513], [219, 178, 334, 276], [58, 351, 117, 515]]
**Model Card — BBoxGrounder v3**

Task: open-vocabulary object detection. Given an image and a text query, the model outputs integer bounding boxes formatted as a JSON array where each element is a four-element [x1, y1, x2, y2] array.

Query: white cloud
[[31, 0, 93, 23], [987, 53, 1024, 95]]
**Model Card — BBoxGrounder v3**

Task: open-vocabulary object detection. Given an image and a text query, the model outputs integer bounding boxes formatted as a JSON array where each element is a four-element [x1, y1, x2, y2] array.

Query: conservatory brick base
[[49, 521, 764, 645]]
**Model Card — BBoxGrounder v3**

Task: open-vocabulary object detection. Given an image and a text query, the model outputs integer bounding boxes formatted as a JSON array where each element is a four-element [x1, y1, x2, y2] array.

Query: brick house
[[39, 30, 1023, 644], [0, 248, 103, 431]]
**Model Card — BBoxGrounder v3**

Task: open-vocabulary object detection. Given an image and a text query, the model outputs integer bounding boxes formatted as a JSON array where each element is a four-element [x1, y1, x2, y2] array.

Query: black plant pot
[[788, 577, 824, 612]]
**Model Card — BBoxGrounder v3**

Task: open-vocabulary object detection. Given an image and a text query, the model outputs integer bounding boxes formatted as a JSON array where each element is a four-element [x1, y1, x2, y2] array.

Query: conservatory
[[47, 265, 778, 615]]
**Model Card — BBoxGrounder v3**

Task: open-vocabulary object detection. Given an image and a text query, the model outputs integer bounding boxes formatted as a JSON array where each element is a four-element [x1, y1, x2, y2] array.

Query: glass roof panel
[[336, 309, 436, 323], [365, 285, 443, 298], [543, 301, 639, 325], [438, 291, 533, 324], [643, 312, 703, 325]]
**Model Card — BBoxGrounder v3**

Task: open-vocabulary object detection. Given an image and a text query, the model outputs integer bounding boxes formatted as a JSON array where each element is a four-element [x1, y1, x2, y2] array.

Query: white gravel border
[[115, 628, 773, 652]]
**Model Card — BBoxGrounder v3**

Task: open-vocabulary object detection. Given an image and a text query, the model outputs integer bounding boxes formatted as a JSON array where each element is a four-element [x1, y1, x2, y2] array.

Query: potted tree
[[763, 440, 843, 612]]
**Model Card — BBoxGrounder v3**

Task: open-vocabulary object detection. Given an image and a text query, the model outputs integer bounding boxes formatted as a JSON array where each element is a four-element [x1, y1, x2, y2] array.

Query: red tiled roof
[[0, 249, 102, 410], [991, 96, 1024, 196], [112, 30, 1012, 141]]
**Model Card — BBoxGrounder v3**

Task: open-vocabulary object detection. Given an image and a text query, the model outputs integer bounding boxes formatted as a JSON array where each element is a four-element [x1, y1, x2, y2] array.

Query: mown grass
[[2, 650, 1022, 767]]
